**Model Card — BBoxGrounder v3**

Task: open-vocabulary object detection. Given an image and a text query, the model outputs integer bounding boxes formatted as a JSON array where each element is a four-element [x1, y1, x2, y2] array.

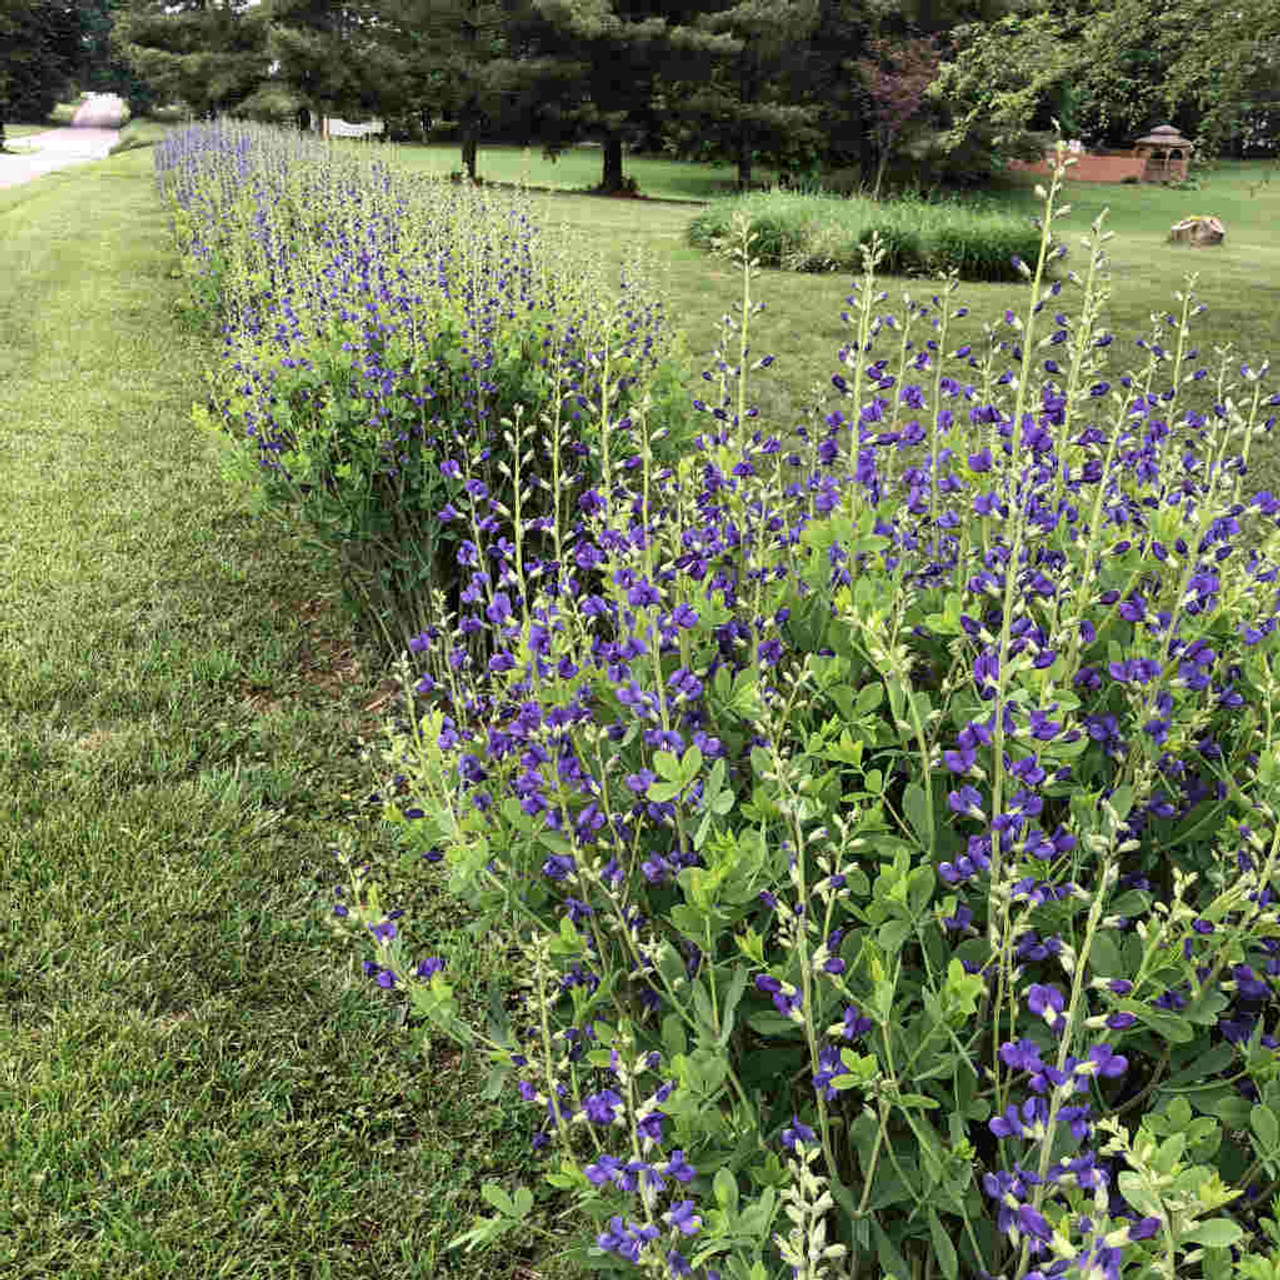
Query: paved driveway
[[0, 94, 125, 190]]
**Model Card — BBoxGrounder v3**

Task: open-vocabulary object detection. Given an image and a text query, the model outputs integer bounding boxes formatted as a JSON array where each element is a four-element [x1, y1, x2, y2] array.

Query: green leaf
[[873, 1219, 910, 1280], [1118, 998, 1195, 1044], [480, 1183, 517, 1217], [1167, 1043, 1235, 1087], [1109, 783, 1134, 822], [904, 782, 931, 848], [1184, 985, 1230, 1026], [654, 750, 682, 781], [1108, 889, 1152, 918], [1253, 1104, 1280, 1153], [713, 1167, 739, 1214], [536, 829, 575, 855], [747, 1011, 805, 1037], [855, 682, 885, 716], [1117, 1170, 1161, 1217], [878, 920, 912, 954], [648, 780, 683, 803], [718, 965, 749, 1047], [1211, 1094, 1253, 1130], [1184, 1219, 1244, 1248], [1087, 931, 1123, 978], [897, 1093, 940, 1110], [928, 1210, 959, 1280]]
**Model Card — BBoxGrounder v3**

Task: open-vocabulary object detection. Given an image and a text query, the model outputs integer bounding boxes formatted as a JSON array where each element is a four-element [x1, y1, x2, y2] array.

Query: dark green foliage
[[654, 0, 825, 191], [119, 0, 271, 116], [0, 0, 84, 128]]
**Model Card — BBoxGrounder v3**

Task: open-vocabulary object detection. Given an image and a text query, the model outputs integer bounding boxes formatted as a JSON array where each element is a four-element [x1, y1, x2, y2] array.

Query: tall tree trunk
[[737, 45, 758, 191], [461, 99, 478, 180], [737, 127, 753, 190], [601, 133, 624, 191]]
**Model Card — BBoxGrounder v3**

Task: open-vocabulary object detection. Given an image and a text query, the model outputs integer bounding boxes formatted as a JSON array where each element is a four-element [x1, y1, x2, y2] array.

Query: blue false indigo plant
[[318, 140, 1280, 1278], [158, 120, 700, 655]]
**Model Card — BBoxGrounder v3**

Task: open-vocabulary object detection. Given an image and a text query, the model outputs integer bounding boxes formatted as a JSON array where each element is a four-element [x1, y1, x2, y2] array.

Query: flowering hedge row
[[156, 120, 700, 654], [164, 125, 1280, 1280]]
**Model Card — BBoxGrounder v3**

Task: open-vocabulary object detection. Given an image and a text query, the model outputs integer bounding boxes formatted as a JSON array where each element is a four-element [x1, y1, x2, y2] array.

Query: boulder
[[1168, 215, 1225, 245]]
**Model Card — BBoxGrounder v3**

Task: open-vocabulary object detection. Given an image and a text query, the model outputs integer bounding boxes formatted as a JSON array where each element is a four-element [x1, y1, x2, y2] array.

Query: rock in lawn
[[1168, 215, 1225, 245]]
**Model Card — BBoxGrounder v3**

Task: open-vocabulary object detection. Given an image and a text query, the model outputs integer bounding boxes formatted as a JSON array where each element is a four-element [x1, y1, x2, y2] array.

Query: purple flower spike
[[1026, 983, 1067, 1034], [1017, 1204, 1053, 1244]]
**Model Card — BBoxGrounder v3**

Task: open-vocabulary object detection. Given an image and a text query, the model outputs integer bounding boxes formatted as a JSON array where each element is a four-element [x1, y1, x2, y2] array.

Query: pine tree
[[1, 0, 84, 145], [655, 0, 823, 190], [119, 0, 270, 117], [521, 0, 743, 193]]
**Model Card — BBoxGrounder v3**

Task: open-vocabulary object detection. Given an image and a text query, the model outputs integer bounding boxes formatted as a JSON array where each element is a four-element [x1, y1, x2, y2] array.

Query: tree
[[119, 0, 270, 116], [372, 0, 558, 179], [856, 33, 940, 198], [654, 0, 824, 191], [933, 0, 1280, 164], [0, 0, 83, 148], [260, 0, 402, 128], [927, 10, 1079, 161], [1079, 0, 1280, 157], [518, 0, 744, 193]]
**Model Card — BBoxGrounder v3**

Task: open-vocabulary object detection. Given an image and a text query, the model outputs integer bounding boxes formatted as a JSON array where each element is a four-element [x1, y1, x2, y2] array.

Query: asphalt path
[[0, 94, 125, 190]]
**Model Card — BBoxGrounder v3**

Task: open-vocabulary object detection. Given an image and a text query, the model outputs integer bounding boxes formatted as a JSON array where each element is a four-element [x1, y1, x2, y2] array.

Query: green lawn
[[0, 148, 569, 1280], [451, 150, 1280, 491], [3, 123, 47, 140], [3, 133, 1280, 1279]]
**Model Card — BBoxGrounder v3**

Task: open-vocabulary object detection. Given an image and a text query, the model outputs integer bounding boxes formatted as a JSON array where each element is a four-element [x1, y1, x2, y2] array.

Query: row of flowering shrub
[[156, 120, 700, 654], [163, 126, 1280, 1279]]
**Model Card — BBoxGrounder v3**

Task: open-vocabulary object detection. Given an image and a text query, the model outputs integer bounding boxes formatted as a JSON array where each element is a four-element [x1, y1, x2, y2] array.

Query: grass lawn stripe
[[0, 148, 563, 1280]]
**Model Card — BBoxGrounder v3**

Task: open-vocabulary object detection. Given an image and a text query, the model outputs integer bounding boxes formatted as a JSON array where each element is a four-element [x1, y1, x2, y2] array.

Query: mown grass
[[472, 155, 1280, 492], [107, 117, 170, 155], [3, 132, 1279, 1279], [2, 123, 47, 142], [0, 147, 573, 1279]]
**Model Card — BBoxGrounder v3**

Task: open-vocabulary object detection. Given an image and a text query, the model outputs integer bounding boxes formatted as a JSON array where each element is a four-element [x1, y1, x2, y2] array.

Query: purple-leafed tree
[[856, 33, 940, 198]]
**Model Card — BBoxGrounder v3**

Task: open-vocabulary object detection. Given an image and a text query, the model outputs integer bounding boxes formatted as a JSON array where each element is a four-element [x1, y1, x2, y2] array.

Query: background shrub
[[688, 189, 1045, 282]]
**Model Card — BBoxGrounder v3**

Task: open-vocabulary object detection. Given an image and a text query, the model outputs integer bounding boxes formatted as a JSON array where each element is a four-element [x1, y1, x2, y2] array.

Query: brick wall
[[1008, 152, 1188, 183]]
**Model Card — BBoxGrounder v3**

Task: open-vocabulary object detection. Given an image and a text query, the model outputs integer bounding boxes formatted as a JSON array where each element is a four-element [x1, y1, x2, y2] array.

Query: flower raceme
[[294, 141, 1280, 1278]]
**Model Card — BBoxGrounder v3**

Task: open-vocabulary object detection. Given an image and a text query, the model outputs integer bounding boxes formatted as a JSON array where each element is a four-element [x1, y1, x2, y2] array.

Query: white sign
[[324, 118, 384, 139]]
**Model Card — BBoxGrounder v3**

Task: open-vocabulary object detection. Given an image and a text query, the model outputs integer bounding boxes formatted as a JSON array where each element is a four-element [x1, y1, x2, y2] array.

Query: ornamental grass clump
[[155, 120, 699, 654], [334, 144, 1280, 1279], [687, 190, 1043, 281]]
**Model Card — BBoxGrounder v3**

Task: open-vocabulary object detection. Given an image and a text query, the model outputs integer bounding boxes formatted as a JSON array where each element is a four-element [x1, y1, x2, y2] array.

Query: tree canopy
[[105, 0, 1280, 189]]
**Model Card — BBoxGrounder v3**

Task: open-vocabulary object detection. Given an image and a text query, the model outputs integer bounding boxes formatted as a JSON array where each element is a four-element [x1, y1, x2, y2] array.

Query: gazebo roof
[[1134, 124, 1193, 148]]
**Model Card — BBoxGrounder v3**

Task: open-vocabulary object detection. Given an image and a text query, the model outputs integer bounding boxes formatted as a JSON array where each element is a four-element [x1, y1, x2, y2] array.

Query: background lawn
[[442, 149, 1280, 492], [2, 131, 1279, 1278], [2, 123, 48, 141]]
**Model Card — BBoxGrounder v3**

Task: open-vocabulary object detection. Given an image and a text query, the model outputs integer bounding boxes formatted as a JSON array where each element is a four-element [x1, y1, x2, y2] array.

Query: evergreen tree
[[262, 0, 401, 127], [119, 0, 270, 117], [654, 0, 824, 190], [374, 0, 555, 179], [519, 0, 743, 192], [1, 0, 84, 147]]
